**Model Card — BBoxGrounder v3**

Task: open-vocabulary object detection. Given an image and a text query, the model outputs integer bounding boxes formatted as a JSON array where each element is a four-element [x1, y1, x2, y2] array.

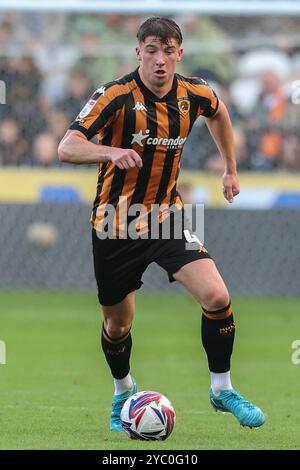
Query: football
[[120, 391, 176, 441]]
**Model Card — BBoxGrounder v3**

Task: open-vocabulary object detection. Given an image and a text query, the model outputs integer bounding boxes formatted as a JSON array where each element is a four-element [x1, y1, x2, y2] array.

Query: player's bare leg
[[102, 290, 135, 340], [173, 258, 265, 428], [101, 291, 138, 431], [173, 258, 230, 310]]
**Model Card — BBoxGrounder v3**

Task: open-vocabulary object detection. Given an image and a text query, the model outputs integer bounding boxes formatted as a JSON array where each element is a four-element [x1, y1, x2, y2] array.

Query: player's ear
[[136, 46, 141, 61], [177, 48, 183, 62]]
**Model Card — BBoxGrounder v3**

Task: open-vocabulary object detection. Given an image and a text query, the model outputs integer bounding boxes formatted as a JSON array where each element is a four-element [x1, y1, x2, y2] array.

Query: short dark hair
[[137, 17, 183, 45]]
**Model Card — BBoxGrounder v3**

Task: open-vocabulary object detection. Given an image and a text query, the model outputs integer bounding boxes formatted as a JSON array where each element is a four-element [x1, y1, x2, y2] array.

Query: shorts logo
[[131, 129, 187, 149], [178, 98, 190, 116], [78, 99, 97, 118]]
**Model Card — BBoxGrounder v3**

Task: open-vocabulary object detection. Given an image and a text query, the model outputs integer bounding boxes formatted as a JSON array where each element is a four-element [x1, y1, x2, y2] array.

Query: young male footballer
[[58, 17, 265, 431]]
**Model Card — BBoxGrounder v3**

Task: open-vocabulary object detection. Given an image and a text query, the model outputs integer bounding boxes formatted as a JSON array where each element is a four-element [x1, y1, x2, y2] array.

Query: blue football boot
[[110, 378, 138, 432], [210, 388, 265, 428]]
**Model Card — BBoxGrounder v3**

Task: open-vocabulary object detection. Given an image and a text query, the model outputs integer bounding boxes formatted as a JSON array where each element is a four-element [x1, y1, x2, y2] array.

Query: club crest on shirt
[[177, 98, 190, 116]]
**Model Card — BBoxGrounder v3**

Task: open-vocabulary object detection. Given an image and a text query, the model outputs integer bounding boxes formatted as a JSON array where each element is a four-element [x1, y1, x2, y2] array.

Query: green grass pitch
[[1, 291, 300, 450]]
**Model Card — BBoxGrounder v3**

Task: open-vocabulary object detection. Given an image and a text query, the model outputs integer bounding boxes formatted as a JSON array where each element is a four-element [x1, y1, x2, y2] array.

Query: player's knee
[[104, 319, 132, 340], [202, 287, 230, 311]]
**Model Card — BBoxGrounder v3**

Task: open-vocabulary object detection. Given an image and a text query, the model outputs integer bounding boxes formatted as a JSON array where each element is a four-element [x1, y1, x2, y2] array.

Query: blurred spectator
[[57, 70, 92, 121], [0, 118, 29, 165], [34, 43, 78, 104], [48, 111, 70, 141], [32, 133, 59, 166], [11, 56, 42, 102], [204, 128, 250, 172], [0, 21, 13, 51], [248, 70, 286, 171], [1, 55, 47, 145], [281, 134, 300, 171]]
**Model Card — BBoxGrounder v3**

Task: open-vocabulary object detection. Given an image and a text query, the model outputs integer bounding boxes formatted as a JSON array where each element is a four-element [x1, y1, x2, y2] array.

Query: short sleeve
[[195, 79, 219, 118], [185, 77, 219, 118], [69, 85, 117, 140]]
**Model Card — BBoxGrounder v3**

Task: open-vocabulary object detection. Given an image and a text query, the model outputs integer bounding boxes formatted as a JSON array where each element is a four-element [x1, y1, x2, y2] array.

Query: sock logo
[[219, 324, 235, 335], [107, 346, 126, 356]]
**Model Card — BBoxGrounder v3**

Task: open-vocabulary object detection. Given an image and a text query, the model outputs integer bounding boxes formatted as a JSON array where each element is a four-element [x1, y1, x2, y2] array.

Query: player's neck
[[138, 69, 174, 99]]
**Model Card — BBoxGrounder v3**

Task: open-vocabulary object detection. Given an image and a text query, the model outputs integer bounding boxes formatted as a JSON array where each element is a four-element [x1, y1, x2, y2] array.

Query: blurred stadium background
[[1, 0, 300, 451]]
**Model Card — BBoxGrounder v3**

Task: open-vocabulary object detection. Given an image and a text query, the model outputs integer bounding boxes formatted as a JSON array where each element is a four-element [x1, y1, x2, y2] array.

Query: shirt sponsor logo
[[131, 129, 187, 149], [78, 99, 97, 119]]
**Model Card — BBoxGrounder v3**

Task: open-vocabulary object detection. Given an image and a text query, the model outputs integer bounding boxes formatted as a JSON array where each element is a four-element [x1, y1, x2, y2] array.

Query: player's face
[[136, 36, 183, 90]]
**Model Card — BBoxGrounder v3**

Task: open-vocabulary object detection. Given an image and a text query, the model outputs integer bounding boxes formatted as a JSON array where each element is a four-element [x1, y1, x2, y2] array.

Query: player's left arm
[[205, 100, 240, 203]]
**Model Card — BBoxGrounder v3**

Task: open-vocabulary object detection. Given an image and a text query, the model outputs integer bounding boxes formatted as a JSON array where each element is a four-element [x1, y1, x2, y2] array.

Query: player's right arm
[[58, 82, 142, 169], [58, 130, 142, 169]]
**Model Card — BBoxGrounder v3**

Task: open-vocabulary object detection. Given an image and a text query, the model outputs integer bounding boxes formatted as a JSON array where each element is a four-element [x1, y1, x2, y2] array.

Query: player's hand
[[222, 172, 240, 203], [108, 148, 143, 170]]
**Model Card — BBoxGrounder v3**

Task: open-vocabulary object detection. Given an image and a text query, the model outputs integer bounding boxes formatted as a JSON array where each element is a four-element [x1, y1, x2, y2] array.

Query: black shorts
[[92, 213, 211, 306]]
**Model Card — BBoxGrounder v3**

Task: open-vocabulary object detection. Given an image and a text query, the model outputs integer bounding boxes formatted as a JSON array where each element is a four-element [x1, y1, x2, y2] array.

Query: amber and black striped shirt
[[69, 68, 219, 232]]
